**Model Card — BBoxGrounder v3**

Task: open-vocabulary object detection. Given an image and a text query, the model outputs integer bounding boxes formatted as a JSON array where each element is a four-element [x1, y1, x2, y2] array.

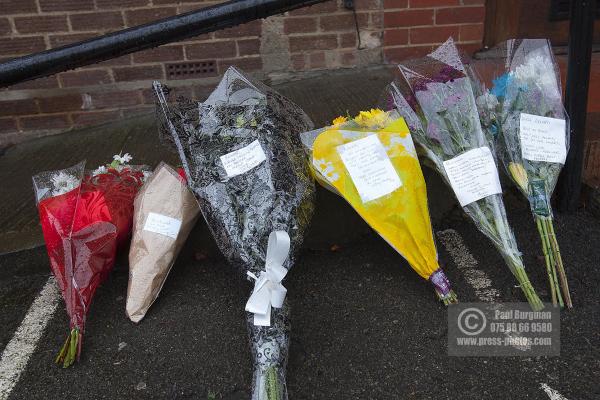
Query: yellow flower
[[332, 116, 347, 126], [508, 162, 529, 192], [354, 108, 389, 129]]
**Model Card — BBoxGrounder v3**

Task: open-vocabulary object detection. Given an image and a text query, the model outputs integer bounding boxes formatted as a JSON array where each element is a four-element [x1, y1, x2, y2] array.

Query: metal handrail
[[0, 0, 327, 87]]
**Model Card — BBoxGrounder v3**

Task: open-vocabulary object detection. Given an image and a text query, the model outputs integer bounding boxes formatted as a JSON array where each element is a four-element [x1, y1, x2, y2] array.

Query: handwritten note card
[[519, 113, 567, 164], [337, 135, 402, 203], [443, 147, 502, 207], [143, 212, 182, 239], [220, 140, 267, 178]]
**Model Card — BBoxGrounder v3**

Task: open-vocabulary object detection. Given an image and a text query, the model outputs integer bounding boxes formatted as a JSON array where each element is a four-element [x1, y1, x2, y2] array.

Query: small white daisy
[[51, 172, 79, 196]]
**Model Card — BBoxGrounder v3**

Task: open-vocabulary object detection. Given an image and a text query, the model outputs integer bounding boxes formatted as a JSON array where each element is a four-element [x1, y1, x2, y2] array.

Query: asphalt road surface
[[1, 177, 599, 400]]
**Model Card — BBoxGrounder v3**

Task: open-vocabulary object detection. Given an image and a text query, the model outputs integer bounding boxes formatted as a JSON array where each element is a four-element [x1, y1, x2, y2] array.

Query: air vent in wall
[[166, 61, 217, 79]]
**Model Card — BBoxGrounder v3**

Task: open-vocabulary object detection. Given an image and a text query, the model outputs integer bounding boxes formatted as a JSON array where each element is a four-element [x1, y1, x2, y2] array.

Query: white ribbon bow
[[245, 231, 291, 326]]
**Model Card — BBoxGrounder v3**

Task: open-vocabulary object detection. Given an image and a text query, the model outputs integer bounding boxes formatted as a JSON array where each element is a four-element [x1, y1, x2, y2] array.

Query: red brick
[[14, 16, 68, 34], [39, 0, 94, 12], [457, 42, 481, 55], [153, 0, 210, 3], [459, 23, 484, 42], [60, 70, 112, 87], [289, 34, 338, 52], [0, 99, 38, 117], [0, 37, 46, 56], [355, 0, 381, 10], [0, 18, 11, 36], [288, 1, 338, 16], [384, 0, 408, 8], [384, 28, 408, 46], [284, 18, 317, 34], [72, 111, 121, 127], [141, 86, 189, 104], [462, 0, 484, 4], [309, 52, 326, 69], [70, 12, 125, 32], [177, 3, 221, 14], [340, 50, 357, 67], [186, 41, 236, 59], [384, 45, 433, 62], [339, 32, 358, 48], [410, 26, 458, 44], [214, 21, 261, 39], [20, 115, 71, 131], [96, 55, 132, 67], [125, 7, 177, 26], [217, 57, 262, 74], [320, 14, 356, 32], [37, 94, 84, 114], [0, 118, 18, 133], [132, 46, 184, 63], [409, 0, 458, 7], [237, 39, 260, 56], [435, 6, 485, 25], [89, 91, 142, 108], [96, 0, 149, 8], [8, 76, 60, 90], [384, 9, 433, 28], [50, 34, 96, 48], [290, 54, 305, 70], [113, 65, 165, 81], [0, 0, 37, 14]]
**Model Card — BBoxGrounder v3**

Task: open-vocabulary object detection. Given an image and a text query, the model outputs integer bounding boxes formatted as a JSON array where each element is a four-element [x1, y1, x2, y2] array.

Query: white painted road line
[[0, 277, 60, 400], [541, 383, 569, 400], [437, 229, 500, 302]]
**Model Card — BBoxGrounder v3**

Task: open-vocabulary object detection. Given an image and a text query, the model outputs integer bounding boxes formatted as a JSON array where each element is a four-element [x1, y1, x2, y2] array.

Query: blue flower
[[491, 73, 511, 98]]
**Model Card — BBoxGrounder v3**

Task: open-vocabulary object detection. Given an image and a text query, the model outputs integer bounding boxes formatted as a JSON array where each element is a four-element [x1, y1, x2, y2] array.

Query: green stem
[[535, 216, 558, 306], [510, 259, 544, 311], [546, 218, 572, 308], [265, 366, 282, 400], [541, 217, 563, 308], [55, 328, 80, 368], [435, 288, 458, 305]]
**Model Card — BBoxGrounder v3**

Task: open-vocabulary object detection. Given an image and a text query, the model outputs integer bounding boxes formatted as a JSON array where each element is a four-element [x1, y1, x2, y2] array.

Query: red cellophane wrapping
[[33, 161, 147, 367]]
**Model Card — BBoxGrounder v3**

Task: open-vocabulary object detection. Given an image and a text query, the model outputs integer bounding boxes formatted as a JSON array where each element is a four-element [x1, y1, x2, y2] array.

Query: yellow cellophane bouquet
[[301, 109, 457, 304]]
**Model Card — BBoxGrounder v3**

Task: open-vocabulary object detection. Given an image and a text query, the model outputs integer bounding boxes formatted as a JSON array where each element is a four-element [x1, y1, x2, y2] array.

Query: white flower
[[113, 153, 133, 165], [92, 165, 107, 176], [476, 91, 499, 111], [121, 153, 132, 163], [50, 171, 79, 196], [512, 54, 560, 97]]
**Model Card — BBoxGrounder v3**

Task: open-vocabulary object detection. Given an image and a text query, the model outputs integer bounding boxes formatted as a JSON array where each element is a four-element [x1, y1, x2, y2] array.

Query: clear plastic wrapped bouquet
[[473, 39, 572, 308], [301, 109, 457, 304], [387, 38, 543, 310], [33, 155, 149, 367], [154, 67, 315, 400]]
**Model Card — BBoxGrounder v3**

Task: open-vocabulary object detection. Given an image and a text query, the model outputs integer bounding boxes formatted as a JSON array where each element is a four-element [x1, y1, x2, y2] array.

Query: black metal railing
[[0, 0, 327, 87]]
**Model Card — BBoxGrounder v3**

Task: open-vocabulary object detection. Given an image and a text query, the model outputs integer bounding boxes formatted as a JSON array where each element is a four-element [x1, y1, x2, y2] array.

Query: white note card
[[443, 147, 502, 207], [337, 134, 402, 203], [519, 113, 567, 164], [220, 140, 267, 178], [143, 212, 182, 239]]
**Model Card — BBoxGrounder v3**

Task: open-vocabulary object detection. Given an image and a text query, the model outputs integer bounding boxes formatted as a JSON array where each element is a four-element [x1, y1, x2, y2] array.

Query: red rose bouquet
[[33, 154, 150, 367]]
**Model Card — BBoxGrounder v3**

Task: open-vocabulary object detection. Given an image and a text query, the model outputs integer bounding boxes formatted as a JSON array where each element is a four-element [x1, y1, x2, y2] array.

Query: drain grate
[[166, 61, 217, 79]]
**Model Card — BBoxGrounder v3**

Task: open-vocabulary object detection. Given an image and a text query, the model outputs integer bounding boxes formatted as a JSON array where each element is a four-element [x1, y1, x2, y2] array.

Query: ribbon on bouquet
[[245, 231, 290, 326]]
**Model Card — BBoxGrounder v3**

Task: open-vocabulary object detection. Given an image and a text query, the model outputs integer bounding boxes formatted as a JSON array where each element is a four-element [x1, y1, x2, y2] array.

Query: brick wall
[[0, 0, 485, 146], [383, 0, 484, 62]]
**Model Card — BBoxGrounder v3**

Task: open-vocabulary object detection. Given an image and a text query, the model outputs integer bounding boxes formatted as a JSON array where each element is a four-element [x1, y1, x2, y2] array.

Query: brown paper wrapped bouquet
[[127, 162, 200, 323]]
